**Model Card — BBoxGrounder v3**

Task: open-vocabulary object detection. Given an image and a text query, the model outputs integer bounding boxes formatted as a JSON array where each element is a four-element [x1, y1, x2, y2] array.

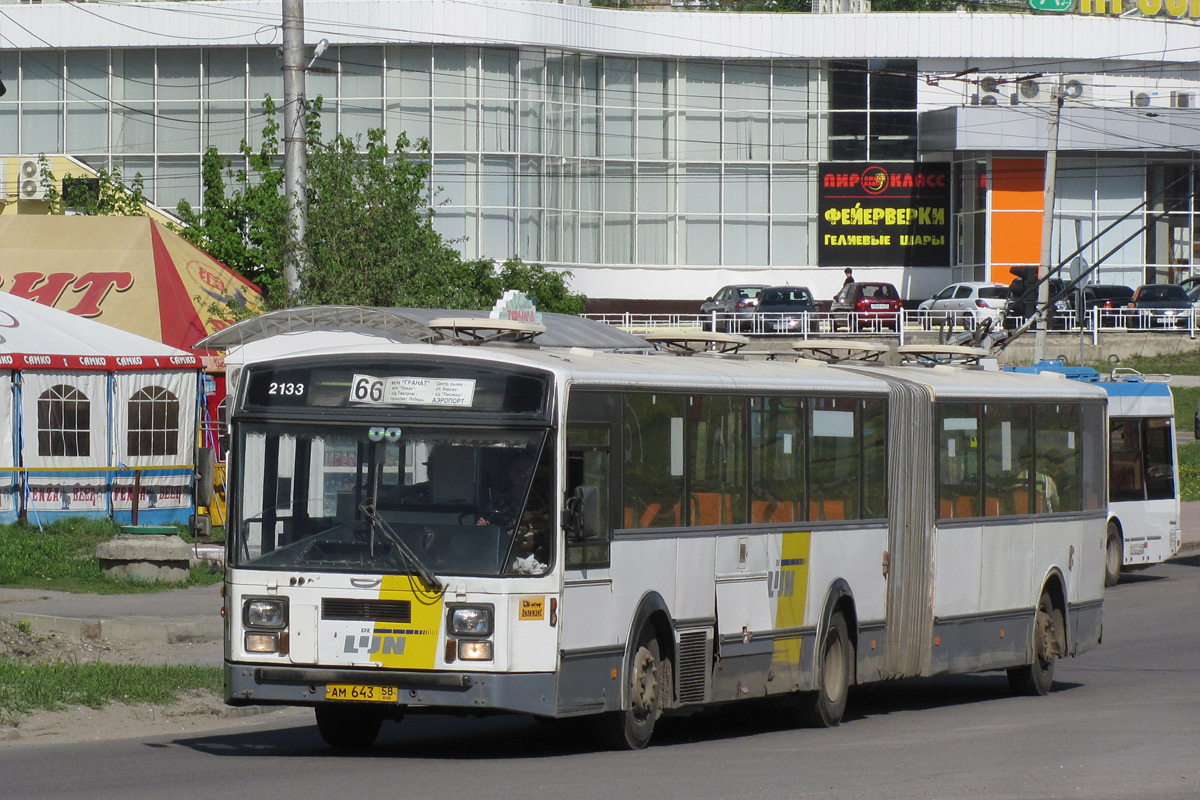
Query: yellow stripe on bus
[[773, 530, 811, 666], [371, 574, 445, 670]]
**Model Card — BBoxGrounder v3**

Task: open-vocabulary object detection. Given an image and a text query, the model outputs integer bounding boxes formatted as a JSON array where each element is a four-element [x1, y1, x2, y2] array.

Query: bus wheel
[[800, 611, 853, 727], [315, 705, 384, 750], [596, 631, 663, 750], [1007, 591, 1061, 697], [1105, 523, 1123, 588]]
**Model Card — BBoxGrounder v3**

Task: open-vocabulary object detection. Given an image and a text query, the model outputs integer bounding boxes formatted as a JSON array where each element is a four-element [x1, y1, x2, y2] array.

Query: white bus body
[[224, 338, 1107, 749], [1105, 381, 1181, 583]]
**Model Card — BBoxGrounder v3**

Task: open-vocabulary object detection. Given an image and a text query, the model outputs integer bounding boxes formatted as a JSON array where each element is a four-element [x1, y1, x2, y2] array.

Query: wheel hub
[[631, 646, 658, 719]]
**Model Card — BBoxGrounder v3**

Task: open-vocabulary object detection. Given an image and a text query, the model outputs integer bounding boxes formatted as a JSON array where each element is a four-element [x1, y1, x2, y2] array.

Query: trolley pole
[[1034, 82, 1063, 363], [282, 0, 307, 297]]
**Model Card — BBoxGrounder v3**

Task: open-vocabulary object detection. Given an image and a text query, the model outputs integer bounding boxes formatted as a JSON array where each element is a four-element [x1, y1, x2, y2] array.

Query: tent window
[[38, 385, 90, 458], [128, 386, 179, 457]]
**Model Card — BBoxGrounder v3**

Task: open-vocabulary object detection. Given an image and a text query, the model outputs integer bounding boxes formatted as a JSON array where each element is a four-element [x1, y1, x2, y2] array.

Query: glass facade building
[[2, 3, 1200, 302], [0, 47, 919, 278]]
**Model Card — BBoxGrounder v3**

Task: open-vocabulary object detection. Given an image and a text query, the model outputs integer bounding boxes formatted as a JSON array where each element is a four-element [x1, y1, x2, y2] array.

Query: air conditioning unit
[[18, 158, 45, 201], [1060, 76, 1090, 103], [971, 75, 1009, 106], [1133, 91, 1155, 108], [1012, 76, 1091, 106], [1172, 91, 1192, 109]]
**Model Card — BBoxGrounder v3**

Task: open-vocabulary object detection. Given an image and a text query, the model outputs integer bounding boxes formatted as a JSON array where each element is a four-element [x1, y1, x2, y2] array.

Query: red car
[[830, 281, 903, 331]]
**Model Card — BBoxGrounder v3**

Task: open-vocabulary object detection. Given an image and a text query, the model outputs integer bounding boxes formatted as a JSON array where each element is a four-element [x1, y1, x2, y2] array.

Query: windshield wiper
[[357, 494, 444, 593]]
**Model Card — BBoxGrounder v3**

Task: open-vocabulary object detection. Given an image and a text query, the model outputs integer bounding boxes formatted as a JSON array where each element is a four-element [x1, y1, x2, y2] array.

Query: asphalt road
[[3, 556, 1198, 800]]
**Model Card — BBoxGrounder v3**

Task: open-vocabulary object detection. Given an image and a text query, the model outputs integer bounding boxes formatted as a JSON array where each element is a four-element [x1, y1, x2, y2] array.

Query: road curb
[[0, 610, 222, 646]]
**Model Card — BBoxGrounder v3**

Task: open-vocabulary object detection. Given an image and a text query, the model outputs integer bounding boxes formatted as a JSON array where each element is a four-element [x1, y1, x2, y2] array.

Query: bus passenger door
[[558, 428, 617, 715]]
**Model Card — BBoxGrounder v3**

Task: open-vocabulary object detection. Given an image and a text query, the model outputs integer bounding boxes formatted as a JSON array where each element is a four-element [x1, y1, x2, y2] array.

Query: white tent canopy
[[0, 292, 201, 524]]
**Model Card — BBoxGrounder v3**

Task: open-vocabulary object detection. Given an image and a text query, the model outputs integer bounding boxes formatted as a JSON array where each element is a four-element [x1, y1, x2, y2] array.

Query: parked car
[[830, 282, 903, 331], [753, 286, 816, 332], [1188, 283, 1200, 307], [1077, 284, 1135, 327], [1129, 283, 1192, 328], [918, 281, 1007, 328], [1179, 275, 1200, 296], [1002, 277, 1070, 329], [700, 284, 769, 332]]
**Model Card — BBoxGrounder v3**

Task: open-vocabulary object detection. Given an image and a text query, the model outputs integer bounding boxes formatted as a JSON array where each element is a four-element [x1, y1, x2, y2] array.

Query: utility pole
[[1033, 80, 1063, 363], [281, 0, 307, 297]]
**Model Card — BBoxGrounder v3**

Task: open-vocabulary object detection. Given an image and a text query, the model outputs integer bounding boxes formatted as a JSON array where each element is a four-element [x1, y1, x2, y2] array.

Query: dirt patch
[[0, 619, 220, 666], [0, 620, 309, 745]]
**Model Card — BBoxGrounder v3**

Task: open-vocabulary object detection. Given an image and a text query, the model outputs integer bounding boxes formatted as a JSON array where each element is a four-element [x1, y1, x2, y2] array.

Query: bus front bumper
[[225, 662, 559, 717]]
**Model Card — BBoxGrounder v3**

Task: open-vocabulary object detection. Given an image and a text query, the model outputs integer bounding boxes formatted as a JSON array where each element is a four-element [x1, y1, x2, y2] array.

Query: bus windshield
[[232, 422, 553, 577]]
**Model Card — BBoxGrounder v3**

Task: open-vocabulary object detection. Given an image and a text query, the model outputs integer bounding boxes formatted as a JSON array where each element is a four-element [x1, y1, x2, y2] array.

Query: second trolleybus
[[1009, 361, 1181, 586]]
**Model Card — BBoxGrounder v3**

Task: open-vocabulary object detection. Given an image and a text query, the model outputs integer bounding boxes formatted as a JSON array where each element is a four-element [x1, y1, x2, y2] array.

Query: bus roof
[[232, 340, 1109, 403], [850, 363, 1110, 402], [199, 306, 651, 352]]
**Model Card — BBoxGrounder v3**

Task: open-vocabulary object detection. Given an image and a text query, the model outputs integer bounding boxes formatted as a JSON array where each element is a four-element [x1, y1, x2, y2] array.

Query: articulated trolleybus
[[224, 321, 1107, 750]]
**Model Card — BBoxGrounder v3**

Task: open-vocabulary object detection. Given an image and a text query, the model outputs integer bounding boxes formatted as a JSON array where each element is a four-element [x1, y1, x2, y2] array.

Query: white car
[[918, 281, 1008, 328]]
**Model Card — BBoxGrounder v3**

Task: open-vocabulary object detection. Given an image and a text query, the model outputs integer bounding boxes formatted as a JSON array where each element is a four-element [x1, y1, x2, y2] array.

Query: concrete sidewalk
[[0, 584, 222, 645], [1, 511, 1196, 650]]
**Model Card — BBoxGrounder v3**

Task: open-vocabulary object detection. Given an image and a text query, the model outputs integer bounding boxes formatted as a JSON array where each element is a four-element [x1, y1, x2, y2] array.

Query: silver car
[[918, 281, 1008, 328]]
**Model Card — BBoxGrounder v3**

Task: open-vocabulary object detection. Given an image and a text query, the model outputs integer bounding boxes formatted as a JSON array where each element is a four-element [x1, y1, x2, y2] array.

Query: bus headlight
[[245, 631, 280, 653], [244, 597, 289, 629], [448, 605, 493, 636], [458, 640, 493, 661]]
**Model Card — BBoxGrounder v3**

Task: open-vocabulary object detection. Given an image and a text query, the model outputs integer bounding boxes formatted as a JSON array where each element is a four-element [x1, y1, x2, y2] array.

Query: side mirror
[[565, 485, 601, 539]]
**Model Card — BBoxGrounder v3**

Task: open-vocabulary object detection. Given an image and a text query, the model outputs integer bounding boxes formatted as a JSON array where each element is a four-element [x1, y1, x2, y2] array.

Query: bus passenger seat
[[955, 495, 975, 518]]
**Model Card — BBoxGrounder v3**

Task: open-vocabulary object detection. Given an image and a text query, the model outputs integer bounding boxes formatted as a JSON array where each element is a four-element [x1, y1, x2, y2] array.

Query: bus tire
[[799, 610, 852, 727], [1007, 591, 1061, 697], [314, 705, 384, 750], [1105, 522, 1123, 588], [595, 630, 663, 750]]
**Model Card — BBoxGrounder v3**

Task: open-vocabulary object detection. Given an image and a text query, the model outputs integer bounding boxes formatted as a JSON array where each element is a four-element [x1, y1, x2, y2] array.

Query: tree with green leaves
[[175, 99, 289, 300], [175, 99, 587, 315], [37, 156, 148, 217]]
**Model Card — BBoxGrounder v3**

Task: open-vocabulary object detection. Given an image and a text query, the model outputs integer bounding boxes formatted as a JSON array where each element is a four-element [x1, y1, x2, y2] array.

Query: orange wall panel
[[991, 212, 1043, 283], [990, 158, 1046, 283], [992, 158, 1045, 210]]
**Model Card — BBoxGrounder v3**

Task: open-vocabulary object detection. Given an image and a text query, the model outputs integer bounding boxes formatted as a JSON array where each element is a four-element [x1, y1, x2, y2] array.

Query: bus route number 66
[[352, 374, 385, 404]]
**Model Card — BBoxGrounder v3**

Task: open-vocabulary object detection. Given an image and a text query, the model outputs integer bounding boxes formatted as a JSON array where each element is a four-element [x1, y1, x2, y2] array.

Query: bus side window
[[937, 403, 981, 520], [567, 427, 611, 570], [1143, 417, 1175, 500], [1036, 403, 1081, 513]]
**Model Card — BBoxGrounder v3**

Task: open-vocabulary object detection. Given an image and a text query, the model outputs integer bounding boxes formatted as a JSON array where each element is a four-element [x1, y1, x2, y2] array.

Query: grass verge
[[0, 517, 222, 593], [1179, 441, 1200, 502], [1105, 350, 1200, 377], [0, 659, 221, 727]]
